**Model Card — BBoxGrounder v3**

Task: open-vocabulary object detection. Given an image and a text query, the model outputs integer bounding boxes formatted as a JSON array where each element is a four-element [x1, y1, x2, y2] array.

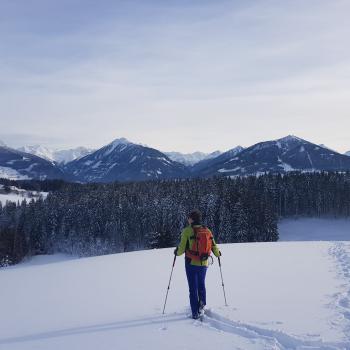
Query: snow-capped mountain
[[191, 146, 245, 174], [0, 145, 65, 180], [64, 138, 189, 182], [0, 140, 6, 147], [345, 151, 350, 156], [194, 135, 350, 177], [18, 145, 94, 164], [165, 150, 222, 166], [18, 145, 55, 162], [53, 147, 94, 164], [3, 136, 350, 183]]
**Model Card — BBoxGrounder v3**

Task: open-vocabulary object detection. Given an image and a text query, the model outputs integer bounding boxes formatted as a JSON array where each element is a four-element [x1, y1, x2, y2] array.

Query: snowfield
[[279, 218, 350, 242], [0, 185, 48, 205], [1, 237, 350, 349]]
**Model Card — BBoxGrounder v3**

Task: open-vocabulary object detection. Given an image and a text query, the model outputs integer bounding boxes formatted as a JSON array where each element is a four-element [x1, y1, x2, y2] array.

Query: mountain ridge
[[193, 135, 350, 178], [1, 135, 350, 182]]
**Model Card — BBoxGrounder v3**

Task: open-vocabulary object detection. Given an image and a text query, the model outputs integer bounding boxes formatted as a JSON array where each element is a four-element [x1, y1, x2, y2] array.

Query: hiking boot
[[198, 301, 205, 315], [192, 313, 200, 320]]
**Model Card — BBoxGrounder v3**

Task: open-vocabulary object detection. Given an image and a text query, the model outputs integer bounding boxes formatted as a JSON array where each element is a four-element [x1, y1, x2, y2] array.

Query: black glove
[[174, 247, 178, 256], [219, 251, 222, 256]]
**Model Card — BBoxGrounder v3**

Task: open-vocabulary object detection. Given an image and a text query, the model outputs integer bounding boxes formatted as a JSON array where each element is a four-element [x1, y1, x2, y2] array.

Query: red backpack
[[185, 226, 213, 263]]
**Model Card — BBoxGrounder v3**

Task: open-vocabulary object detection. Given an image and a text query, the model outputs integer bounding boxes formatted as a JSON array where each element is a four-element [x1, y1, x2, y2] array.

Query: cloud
[[0, 0, 349, 152]]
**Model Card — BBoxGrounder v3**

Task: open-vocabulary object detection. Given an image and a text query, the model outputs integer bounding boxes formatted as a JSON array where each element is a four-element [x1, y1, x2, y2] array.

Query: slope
[[1, 240, 349, 350], [0, 146, 66, 180]]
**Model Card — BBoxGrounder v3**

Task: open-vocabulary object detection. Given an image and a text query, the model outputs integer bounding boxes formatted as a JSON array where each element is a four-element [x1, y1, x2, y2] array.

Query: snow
[[277, 135, 304, 143], [10, 254, 77, 267], [53, 147, 94, 164], [0, 187, 48, 205], [104, 138, 131, 156], [0, 166, 30, 180], [279, 218, 350, 241], [129, 156, 137, 163], [307, 152, 314, 168], [345, 151, 350, 156], [6, 160, 17, 165], [1, 218, 350, 349], [18, 145, 55, 162], [0, 193, 26, 204], [165, 150, 223, 166], [24, 163, 38, 172], [218, 167, 241, 173], [278, 162, 295, 171], [91, 161, 102, 169], [110, 138, 131, 146], [17, 145, 93, 164]]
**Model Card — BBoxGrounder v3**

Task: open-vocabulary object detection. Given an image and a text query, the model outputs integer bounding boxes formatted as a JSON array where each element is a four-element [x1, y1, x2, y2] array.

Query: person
[[174, 209, 221, 319]]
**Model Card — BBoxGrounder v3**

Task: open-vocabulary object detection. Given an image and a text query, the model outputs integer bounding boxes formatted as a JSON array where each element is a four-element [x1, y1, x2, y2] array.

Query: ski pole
[[162, 254, 177, 314], [218, 256, 228, 306]]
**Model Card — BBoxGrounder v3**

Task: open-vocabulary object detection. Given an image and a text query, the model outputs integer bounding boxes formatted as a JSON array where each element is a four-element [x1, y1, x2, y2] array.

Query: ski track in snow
[[0, 313, 188, 345], [201, 310, 348, 350], [328, 242, 350, 343]]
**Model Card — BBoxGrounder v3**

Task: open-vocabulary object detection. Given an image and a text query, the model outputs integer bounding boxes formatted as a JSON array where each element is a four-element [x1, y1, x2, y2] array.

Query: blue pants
[[185, 259, 207, 316]]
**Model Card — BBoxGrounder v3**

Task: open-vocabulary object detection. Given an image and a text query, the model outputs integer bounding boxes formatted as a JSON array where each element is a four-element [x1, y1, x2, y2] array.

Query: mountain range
[[0, 145, 65, 181], [17, 145, 94, 164], [1, 136, 350, 182], [165, 150, 222, 166]]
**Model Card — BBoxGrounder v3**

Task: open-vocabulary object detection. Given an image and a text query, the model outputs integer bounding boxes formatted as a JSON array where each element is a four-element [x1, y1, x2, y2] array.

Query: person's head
[[188, 209, 202, 225]]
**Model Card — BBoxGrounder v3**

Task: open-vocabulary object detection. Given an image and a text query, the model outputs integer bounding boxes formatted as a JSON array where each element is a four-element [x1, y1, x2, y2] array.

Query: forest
[[1, 172, 350, 267]]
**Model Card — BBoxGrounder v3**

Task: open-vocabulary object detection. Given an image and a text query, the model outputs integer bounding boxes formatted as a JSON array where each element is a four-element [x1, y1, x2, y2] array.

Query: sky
[[0, 0, 349, 153]]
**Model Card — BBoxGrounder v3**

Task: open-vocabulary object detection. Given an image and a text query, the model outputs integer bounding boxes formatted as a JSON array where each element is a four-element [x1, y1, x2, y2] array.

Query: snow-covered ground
[[1, 238, 350, 349], [0, 166, 30, 180], [0, 185, 48, 205], [279, 218, 350, 241]]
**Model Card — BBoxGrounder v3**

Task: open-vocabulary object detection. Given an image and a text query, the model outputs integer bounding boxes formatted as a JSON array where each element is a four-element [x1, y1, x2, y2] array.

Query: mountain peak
[[0, 140, 7, 147], [109, 138, 132, 147], [227, 145, 244, 154], [276, 135, 304, 143]]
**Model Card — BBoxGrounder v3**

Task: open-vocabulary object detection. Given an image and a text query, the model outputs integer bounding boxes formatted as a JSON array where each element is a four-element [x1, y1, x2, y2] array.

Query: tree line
[[1, 172, 350, 267]]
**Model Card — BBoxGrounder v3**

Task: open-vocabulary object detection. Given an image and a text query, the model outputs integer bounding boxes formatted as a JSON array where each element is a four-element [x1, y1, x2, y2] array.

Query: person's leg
[[197, 266, 208, 309], [185, 261, 199, 317]]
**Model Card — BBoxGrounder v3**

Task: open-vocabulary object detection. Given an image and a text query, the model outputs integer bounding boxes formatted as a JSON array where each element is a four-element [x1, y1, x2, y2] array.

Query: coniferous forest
[[1, 172, 350, 267]]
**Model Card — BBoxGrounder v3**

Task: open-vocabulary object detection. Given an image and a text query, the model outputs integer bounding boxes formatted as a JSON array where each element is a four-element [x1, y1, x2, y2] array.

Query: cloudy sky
[[0, 0, 349, 153]]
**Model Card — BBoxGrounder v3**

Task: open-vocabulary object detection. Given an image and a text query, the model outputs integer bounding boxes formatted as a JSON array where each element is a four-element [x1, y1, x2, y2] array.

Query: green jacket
[[176, 225, 220, 266]]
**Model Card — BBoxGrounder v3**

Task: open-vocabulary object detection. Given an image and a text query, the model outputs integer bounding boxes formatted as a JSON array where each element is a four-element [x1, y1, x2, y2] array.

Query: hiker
[[174, 209, 221, 319]]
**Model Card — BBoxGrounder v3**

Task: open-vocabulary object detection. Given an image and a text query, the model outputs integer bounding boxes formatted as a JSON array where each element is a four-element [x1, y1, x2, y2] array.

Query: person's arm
[[211, 232, 221, 257], [175, 227, 190, 256]]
